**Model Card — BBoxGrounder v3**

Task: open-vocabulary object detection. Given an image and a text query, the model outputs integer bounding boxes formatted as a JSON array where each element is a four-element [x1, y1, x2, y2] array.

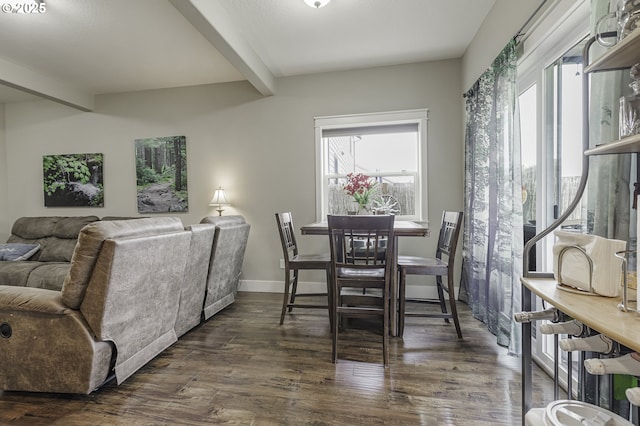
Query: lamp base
[[216, 208, 224, 216]]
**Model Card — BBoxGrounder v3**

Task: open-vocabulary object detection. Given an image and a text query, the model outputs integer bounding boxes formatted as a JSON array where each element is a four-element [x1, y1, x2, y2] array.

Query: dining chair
[[397, 210, 463, 338], [328, 214, 395, 366], [275, 212, 332, 325]]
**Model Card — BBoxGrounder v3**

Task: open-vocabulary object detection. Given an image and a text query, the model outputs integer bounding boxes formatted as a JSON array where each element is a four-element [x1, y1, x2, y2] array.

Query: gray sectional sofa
[[0, 215, 250, 394], [200, 215, 251, 320]]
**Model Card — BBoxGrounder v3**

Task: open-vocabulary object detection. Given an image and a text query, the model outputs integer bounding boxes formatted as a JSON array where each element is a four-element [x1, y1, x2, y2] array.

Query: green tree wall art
[[43, 153, 104, 207], [135, 135, 188, 213]]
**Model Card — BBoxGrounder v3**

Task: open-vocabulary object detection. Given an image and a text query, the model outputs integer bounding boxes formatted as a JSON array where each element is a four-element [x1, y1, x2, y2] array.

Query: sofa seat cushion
[[0, 243, 40, 261], [0, 262, 43, 287], [0, 261, 70, 290]]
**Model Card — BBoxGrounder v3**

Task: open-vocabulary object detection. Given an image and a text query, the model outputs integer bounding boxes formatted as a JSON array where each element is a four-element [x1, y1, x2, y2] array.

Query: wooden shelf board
[[585, 27, 640, 73], [522, 277, 640, 352], [585, 134, 640, 155]]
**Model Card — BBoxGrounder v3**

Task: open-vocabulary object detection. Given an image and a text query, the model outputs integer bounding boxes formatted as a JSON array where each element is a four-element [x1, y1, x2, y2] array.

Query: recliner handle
[[0, 322, 12, 338]]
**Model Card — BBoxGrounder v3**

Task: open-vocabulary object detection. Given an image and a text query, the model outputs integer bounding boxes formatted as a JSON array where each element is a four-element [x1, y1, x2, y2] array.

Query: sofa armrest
[[0, 286, 68, 315], [0, 285, 113, 394]]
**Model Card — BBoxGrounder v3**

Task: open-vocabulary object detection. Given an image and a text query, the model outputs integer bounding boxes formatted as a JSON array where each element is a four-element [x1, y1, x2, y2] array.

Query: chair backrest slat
[[276, 212, 299, 260], [436, 211, 463, 261], [328, 215, 395, 268]]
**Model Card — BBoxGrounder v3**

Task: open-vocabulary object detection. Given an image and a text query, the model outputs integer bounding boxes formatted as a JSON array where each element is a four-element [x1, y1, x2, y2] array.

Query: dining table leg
[[390, 235, 399, 337], [326, 266, 334, 333]]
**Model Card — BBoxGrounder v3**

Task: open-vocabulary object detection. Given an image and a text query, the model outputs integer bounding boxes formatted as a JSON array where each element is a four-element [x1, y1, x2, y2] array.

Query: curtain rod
[[513, 0, 550, 42]]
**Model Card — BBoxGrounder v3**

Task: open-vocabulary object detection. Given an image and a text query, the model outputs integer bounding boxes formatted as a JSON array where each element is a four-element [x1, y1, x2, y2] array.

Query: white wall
[[462, 0, 547, 92], [3, 59, 463, 290]]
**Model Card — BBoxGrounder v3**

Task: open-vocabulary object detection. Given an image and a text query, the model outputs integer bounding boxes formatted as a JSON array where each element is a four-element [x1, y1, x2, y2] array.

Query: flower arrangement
[[343, 172, 377, 210]]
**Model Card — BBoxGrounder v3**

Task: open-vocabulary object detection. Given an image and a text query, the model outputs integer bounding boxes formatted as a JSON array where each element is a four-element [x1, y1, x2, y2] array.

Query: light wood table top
[[521, 277, 640, 352]]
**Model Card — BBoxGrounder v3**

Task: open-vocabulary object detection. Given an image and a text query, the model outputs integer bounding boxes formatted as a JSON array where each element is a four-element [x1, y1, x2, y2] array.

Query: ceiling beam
[[169, 0, 275, 96], [0, 57, 94, 112]]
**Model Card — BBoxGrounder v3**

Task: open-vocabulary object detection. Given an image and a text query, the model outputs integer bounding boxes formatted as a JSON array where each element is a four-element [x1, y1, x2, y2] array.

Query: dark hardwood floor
[[0, 292, 557, 425]]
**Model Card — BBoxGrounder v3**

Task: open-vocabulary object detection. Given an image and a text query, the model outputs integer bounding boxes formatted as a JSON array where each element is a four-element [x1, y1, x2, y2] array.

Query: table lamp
[[209, 187, 230, 216]]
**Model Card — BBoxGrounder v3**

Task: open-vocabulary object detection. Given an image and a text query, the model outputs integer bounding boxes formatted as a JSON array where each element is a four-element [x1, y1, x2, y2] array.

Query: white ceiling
[[0, 0, 495, 109]]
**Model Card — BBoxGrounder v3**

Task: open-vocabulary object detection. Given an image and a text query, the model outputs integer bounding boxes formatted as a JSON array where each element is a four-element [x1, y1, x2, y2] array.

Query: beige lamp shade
[[209, 187, 230, 216]]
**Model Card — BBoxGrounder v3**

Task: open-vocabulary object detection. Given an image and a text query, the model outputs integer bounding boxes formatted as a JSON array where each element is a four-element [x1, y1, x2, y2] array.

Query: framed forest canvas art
[[135, 136, 188, 213], [43, 153, 104, 207]]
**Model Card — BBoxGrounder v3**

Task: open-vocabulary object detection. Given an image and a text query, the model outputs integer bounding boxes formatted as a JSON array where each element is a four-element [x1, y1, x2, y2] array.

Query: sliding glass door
[[518, 34, 589, 392]]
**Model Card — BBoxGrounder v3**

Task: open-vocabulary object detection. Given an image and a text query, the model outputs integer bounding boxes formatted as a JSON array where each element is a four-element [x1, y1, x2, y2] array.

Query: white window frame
[[313, 109, 428, 223]]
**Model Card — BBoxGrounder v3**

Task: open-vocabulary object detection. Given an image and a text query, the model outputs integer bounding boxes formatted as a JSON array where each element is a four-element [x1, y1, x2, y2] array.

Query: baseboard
[[238, 280, 446, 299]]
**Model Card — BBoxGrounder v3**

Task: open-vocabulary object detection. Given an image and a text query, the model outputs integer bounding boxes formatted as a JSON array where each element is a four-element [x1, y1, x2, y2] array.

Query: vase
[[620, 66, 640, 138], [357, 203, 370, 215]]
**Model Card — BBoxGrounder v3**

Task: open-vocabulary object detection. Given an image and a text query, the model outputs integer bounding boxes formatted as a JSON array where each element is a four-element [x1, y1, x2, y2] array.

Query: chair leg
[[398, 268, 407, 338], [383, 287, 389, 367], [280, 269, 292, 324], [446, 273, 462, 338], [332, 287, 339, 363], [288, 270, 299, 312], [436, 275, 450, 324]]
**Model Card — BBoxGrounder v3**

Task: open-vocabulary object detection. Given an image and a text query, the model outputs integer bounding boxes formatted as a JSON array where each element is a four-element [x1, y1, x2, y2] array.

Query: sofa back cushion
[[7, 216, 100, 262], [200, 215, 247, 227], [201, 215, 251, 319], [174, 223, 216, 337], [61, 217, 184, 309]]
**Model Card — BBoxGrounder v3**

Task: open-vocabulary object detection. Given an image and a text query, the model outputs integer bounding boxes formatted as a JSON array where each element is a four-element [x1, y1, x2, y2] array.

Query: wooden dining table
[[300, 219, 430, 336]]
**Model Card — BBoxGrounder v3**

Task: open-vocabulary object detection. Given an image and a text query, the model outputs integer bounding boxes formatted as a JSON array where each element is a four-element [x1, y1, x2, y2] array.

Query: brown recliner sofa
[[0, 216, 101, 290], [0, 217, 192, 394]]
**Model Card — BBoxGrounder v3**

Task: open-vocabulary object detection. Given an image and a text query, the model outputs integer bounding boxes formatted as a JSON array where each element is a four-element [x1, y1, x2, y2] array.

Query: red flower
[[344, 173, 376, 206]]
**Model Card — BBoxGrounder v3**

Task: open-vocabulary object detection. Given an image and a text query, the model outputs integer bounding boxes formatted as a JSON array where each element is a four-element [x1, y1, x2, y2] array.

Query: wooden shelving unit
[[585, 133, 640, 155], [521, 29, 640, 423], [584, 27, 640, 73], [521, 277, 640, 353], [582, 29, 640, 156]]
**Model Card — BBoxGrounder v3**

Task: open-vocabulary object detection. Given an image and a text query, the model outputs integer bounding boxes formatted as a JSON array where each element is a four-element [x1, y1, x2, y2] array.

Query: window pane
[[355, 133, 418, 173], [323, 129, 418, 216], [520, 84, 537, 227], [316, 109, 426, 221], [327, 175, 416, 216], [520, 83, 537, 272], [324, 132, 418, 175], [544, 39, 586, 231]]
